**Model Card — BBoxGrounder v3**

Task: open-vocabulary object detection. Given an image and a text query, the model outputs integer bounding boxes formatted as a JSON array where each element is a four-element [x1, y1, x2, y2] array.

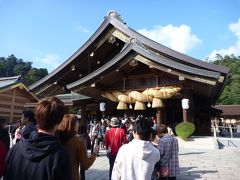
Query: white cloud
[[76, 25, 90, 33], [229, 19, 240, 38], [138, 24, 202, 53], [208, 18, 240, 60], [35, 53, 61, 72]]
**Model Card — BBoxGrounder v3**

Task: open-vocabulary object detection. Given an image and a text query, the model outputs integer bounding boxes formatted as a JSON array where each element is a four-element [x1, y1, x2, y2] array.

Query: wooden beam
[[112, 29, 130, 43], [0, 100, 25, 107], [134, 55, 217, 86], [0, 93, 30, 100], [0, 107, 22, 114]]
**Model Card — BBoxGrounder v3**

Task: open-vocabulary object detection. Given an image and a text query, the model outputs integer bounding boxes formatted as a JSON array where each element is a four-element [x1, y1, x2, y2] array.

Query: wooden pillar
[[10, 88, 16, 124], [156, 108, 163, 126], [181, 89, 193, 123], [182, 97, 190, 122], [163, 103, 167, 124], [99, 102, 106, 119], [102, 110, 105, 118], [183, 109, 188, 122], [80, 106, 86, 120]]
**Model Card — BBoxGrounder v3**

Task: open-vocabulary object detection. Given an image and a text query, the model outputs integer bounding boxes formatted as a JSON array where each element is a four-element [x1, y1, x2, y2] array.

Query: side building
[[0, 76, 39, 124]]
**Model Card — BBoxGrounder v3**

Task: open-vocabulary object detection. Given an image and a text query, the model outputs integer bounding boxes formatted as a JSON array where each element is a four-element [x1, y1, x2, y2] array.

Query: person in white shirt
[[112, 116, 160, 180]]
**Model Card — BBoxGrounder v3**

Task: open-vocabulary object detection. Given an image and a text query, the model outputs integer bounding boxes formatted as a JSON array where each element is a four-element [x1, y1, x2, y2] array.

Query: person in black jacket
[[3, 97, 72, 180]]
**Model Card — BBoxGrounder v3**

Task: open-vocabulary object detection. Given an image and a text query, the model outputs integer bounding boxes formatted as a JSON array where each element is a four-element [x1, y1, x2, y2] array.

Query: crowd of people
[[0, 96, 180, 180]]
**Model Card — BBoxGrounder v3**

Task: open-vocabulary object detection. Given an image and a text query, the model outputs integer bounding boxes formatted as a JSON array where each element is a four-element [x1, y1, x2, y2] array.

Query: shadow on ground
[[179, 152, 205, 155], [86, 169, 109, 180], [179, 166, 218, 180]]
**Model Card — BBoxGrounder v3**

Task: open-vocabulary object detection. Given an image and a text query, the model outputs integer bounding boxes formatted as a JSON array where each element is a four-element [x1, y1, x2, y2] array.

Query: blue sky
[[0, 0, 240, 73]]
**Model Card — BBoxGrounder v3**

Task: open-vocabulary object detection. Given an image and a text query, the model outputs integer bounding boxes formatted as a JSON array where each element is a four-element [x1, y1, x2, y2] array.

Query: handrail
[[228, 139, 238, 148], [211, 125, 240, 138]]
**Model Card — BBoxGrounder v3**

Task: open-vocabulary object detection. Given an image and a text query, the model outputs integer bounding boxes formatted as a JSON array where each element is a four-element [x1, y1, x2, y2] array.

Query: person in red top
[[0, 140, 8, 178], [105, 117, 127, 180]]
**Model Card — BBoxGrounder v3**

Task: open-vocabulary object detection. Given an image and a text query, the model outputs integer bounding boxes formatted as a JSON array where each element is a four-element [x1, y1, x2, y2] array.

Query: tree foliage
[[212, 54, 240, 104], [0, 54, 48, 85], [25, 68, 48, 85]]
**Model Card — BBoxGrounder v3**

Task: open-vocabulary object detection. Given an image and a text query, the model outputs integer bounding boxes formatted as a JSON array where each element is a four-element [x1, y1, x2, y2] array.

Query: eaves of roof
[[0, 75, 22, 89], [67, 42, 221, 90], [214, 105, 240, 116]]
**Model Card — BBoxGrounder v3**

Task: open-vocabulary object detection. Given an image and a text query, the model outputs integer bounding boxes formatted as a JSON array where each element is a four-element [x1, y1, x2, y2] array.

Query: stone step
[[177, 136, 219, 150]]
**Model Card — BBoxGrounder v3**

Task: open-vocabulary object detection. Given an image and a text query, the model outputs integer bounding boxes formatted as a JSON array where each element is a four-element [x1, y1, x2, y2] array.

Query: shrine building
[[29, 11, 229, 135]]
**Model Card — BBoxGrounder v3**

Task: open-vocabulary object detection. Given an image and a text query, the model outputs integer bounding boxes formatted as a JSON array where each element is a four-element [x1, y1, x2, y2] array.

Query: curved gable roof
[[107, 12, 229, 74], [29, 11, 229, 98], [29, 12, 116, 91], [67, 41, 221, 90]]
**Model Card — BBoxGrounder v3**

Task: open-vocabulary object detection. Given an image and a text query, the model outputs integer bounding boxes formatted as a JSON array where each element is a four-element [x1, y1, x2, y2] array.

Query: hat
[[110, 117, 119, 127]]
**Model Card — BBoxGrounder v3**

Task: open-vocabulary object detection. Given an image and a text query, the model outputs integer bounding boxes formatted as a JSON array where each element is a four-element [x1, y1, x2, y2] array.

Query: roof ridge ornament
[[130, 38, 142, 46], [129, 37, 148, 50], [108, 11, 126, 24]]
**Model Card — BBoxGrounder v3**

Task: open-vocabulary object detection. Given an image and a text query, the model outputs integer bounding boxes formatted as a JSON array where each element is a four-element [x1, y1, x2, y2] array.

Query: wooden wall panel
[[2, 89, 13, 95], [0, 87, 38, 124], [0, 95, 12, 102]]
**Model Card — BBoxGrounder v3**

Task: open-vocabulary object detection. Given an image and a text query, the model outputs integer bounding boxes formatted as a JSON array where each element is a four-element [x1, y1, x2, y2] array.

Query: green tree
[[4, 55, 18, 76], [0, 58, 5, 76], [212, 54, 240, 104], [0, 54, 48, 85], [24, 68, 48, 85], [13, 60, 32, 76]]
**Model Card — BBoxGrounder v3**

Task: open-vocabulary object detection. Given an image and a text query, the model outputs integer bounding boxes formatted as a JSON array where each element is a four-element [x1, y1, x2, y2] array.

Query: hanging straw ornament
[[134, 101, 146, 110], [117, 101, 128, 110], [152, 98, 164, 108]]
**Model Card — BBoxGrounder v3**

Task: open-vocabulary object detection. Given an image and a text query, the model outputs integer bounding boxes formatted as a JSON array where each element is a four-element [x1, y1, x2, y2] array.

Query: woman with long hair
[[56, 114, 99, 180]]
